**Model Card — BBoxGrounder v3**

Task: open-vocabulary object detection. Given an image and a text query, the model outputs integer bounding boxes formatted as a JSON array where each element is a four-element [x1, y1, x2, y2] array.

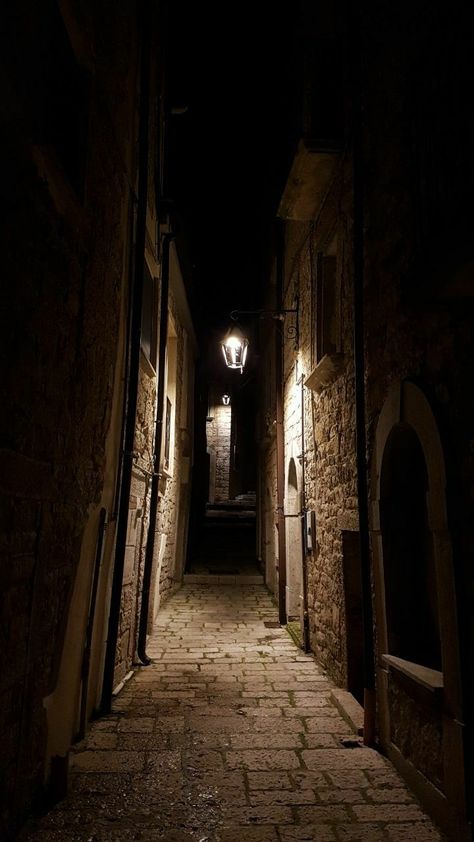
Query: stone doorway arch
[[370, 380, 467, 838]]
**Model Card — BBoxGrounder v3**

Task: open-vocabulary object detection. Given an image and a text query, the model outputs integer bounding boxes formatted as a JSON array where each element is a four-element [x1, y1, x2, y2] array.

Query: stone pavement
[[20, 584, 445, 841]]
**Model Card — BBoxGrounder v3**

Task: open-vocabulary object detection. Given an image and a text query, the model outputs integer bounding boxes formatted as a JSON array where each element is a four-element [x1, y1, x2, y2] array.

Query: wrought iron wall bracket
[[230, 296, 299, 351]]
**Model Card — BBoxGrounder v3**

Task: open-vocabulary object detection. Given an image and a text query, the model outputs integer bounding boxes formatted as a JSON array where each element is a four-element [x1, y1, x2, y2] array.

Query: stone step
[[206, 499, 256, 512], [205, 509, 256, 519], [183, 573, 264, 585]]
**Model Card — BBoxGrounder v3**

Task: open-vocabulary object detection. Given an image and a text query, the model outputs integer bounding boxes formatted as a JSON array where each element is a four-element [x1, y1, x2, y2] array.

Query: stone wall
[[0, 1, 140, 833], [279, 160, 358, 687], [115, 278, 194, 680], [154, 294, 188, 609], [388, 678, 444, 793], [114, 359, 156, 685], [261, 1, 474, 830], [207, 403, 232, 502], [259, 185, 358, 680], [262, 444, 278, 596], [361, 1, 474, 820], [260, 18, 473, 832], [259, 268, 279, 596]]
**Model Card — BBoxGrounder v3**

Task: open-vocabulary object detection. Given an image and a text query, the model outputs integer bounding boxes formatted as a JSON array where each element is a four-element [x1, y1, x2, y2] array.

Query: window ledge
[[381, 654, 443, 692], [140, 348, 157, 378], [305, 353, 344, 394], [158, 467, 173, 496], [277, 139, 341, 220]]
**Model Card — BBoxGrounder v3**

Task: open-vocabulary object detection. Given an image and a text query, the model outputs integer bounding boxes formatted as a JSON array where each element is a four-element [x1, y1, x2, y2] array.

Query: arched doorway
[[380, 423, 441, 670], [370, 381, 467, 838], [286, 457, 302, 620]]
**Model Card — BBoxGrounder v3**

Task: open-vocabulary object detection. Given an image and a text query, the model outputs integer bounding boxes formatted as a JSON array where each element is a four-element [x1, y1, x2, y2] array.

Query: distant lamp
[[221, 325, 249, 373], [222, 393, 231, 406]]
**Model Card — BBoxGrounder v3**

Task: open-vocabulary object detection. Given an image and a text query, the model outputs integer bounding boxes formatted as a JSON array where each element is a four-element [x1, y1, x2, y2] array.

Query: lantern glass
[[221, 325, 249, 372]]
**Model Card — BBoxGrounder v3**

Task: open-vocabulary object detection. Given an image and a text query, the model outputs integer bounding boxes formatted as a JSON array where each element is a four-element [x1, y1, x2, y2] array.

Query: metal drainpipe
[[136, 233, 173, 665], [275, 221, 287, 625], [352, 5, 376, 747], [299, 373, 310, 653], [79, 507, 108, 738], [100, 0, 152, 713]]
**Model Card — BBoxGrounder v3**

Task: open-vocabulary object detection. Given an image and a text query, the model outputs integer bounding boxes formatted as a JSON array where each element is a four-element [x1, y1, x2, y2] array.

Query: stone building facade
[[279, 160, 359, 691], [115, 243, 196, 685], [260, 155, 359, 683], [360, 4, 473, 836], [0, 3, 196, 837], [259, 1, 474, 839]]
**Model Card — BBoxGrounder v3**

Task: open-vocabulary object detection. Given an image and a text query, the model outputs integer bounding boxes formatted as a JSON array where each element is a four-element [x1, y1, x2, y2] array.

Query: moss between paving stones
[[286, 621, 303, 649]]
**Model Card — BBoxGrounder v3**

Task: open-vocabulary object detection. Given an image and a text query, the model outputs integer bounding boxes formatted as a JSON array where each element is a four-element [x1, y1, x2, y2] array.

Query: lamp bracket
[[230, 307, 297, 321], [230, 296, 299, 351]]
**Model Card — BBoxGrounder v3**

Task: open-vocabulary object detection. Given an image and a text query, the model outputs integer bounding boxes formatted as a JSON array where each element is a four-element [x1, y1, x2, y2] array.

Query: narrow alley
[[3, 2, 474, 839], [21, 584, 443, 842]]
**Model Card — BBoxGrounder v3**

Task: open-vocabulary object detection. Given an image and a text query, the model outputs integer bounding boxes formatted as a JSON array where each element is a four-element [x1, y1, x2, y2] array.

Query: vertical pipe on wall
[[351, 2, 376, 747], [79, 507, 108, 738], [136, 233, 172, 665], [100, 0, 151, 713], [275, 221, 287, 625], [299, 374, 310, 652]]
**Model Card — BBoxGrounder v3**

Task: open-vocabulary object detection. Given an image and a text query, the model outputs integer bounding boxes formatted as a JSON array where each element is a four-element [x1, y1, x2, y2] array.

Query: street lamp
[[221, 324, 249, 373], [221, 302, 299, 373]]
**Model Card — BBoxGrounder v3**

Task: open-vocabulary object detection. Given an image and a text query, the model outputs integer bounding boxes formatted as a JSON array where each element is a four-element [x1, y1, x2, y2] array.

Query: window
[[164, 398, 172, 472], [306, 234, 342, 394], [141, 263, 158, 366], [380, 424, 441, 670], [315, 249, 339, 364], [161, 321, 177, 477]]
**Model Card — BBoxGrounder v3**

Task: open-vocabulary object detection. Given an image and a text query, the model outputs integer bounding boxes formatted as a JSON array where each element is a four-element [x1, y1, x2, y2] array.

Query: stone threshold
[[330, 687, 365, 737]]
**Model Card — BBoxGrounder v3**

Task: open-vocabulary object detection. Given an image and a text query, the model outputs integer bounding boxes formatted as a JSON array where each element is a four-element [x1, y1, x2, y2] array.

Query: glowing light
[[221, 325, 249, 372]]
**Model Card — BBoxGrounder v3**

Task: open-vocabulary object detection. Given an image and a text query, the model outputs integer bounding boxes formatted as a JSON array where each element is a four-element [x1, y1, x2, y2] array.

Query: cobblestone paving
[[21, 585, 445, 841]]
